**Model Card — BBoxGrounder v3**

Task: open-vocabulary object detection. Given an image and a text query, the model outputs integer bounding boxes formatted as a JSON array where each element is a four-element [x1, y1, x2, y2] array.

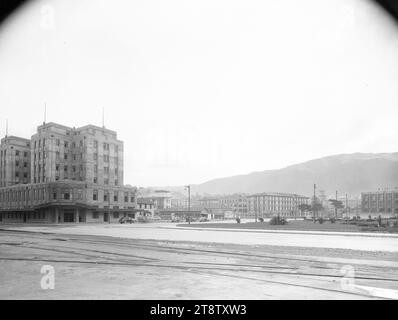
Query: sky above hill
[[0, 0, 398, 187]]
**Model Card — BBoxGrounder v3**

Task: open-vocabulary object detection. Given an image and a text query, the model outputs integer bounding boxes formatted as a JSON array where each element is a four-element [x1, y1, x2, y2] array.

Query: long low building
[[0, 181, 137, 223], [247, 192, 309, 218]]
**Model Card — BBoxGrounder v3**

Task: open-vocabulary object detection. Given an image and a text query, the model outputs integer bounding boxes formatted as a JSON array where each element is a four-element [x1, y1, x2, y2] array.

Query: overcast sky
[[0, 0, 398, 187]]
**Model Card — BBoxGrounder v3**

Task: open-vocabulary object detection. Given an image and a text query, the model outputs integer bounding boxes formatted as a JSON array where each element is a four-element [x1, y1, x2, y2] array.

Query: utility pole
[[346, 193, 348, 219], [185, 185, 191, 224], [335, 190, 338, 218], [313, 184, 317, 218]]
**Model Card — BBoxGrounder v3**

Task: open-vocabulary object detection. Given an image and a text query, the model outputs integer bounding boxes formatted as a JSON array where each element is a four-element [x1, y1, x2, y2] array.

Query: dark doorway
[[63, 210, 75, 223], [104, 212, 109, 222], [23, 213, 27, 222]]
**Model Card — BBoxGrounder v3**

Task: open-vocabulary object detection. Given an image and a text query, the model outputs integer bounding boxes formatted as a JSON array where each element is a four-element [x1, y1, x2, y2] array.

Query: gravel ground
[[0, 224, 397, 300]]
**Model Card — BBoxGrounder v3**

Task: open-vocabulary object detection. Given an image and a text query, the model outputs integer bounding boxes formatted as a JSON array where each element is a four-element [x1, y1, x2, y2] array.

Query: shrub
[[269, 216, 288, 225], [330, 217, 336, 224], [318, 217, 324, 224]]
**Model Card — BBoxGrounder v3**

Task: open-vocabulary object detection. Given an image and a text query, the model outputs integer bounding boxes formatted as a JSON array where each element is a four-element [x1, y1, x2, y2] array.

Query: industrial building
[[0, 122, 137, 223]]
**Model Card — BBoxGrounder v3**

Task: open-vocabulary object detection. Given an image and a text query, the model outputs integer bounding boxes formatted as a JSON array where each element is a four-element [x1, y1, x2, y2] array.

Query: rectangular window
[[53, 192, 57, 200], [64, 193, 70, 200], [64, 165, 68, 172], [104, 167, 109, 174], [115, 180, 118, 186], [94, 140, 98, 148], [56, 152, 60, 160], [56, 139, 60, 146], [114, 191, 118, 202], [94, 165, 98, 173], [94, 153, 98, 160], [104, 192, 108, 202], [64, 154, 68, 160], [124, 193, 128, 202], [16, 150, 19, 156], [24, 162, 27, 168], [93, 177, 97, 183], [73, 154, 76, 161], [130, 196, 135, 203], [15, 160, 19, 166], [93, 212, 99, 219], [113, 212, 119, 219], [64, 141, 68, 148], [104, 178, 109, 185], [93, 190, 98, 201]]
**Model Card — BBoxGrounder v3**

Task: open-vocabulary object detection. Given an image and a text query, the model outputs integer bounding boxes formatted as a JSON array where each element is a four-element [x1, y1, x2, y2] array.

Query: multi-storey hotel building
[[0, 122, 137, 223]]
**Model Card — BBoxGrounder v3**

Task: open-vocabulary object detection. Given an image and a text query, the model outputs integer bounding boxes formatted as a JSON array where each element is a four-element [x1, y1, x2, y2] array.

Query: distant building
[[361, 190, 398, 217], [0, 122, 137, 223], [139, 190, 172, 210], [198, 197, 220, 209], [247, 192, 309, 218], [218, 194, 248, 215], [136, 198, 155, 217]]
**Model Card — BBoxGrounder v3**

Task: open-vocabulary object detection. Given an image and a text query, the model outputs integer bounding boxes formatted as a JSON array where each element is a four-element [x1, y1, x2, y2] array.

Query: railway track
[[1, 229, 398, 299]]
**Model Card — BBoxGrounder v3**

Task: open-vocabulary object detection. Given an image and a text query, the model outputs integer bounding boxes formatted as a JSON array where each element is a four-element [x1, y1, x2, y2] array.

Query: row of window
[[93, 141, 119, 153], [14, 172, 29, 178], [93, 177, 118, 185], [0, 188, 84, 203], [2, 212, 46, 220], [92, 190, 134, 203], [15, 161, 29, 167], [0, 150, 29, 158], [91, 212, 122, 219]]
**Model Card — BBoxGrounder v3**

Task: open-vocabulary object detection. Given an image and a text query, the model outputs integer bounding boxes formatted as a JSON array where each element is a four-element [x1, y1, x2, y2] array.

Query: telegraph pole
[[313, 184, 317, 218], [185, 185, 191, 224], [335, 190, 338, 218]]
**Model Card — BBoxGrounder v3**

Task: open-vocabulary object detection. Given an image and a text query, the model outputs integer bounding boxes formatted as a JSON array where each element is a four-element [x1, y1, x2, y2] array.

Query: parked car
[[119, 216, 135, 224], [199, 217, 209, 222]]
